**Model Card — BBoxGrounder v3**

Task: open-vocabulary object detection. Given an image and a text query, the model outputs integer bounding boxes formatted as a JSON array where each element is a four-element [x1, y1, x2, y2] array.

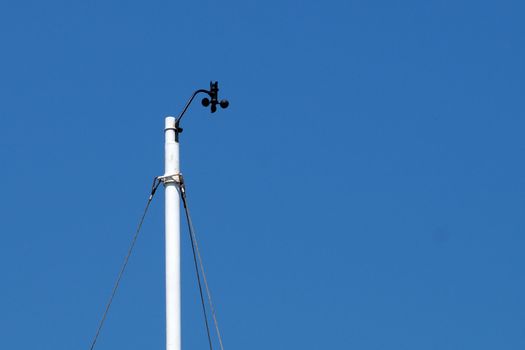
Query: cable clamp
[[158, 173, 184, 185]]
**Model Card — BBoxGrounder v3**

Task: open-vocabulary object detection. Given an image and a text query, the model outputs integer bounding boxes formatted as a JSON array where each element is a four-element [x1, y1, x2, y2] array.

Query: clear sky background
[[0, 0, 524, 349]]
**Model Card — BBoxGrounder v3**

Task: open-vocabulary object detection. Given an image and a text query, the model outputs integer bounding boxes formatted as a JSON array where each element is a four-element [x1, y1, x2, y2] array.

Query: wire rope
[[89, 177, 161, 350], [88, 175, 225, 350], [179, 181, 226, 350]]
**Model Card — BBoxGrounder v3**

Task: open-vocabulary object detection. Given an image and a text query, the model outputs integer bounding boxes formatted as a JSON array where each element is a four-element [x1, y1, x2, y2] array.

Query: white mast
[[89, 84, 228, 350], [164, 116, 181, 350], [162, 82, 228, 350]]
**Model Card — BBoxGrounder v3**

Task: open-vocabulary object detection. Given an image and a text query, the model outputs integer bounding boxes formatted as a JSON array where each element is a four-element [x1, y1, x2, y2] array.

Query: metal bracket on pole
[[158, 173, 184, 185]]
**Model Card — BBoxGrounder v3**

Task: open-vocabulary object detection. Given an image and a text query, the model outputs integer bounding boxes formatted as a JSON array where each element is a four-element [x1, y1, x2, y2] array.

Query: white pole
[[165, 116, 181, 350]]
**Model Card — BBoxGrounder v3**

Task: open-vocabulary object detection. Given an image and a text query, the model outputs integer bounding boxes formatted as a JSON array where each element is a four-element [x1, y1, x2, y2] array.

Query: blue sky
[[1, 0, 524, 349]]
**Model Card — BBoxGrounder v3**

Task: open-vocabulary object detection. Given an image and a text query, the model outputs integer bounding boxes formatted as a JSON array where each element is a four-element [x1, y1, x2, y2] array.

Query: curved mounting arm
[[174, 81, 229, 138]]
